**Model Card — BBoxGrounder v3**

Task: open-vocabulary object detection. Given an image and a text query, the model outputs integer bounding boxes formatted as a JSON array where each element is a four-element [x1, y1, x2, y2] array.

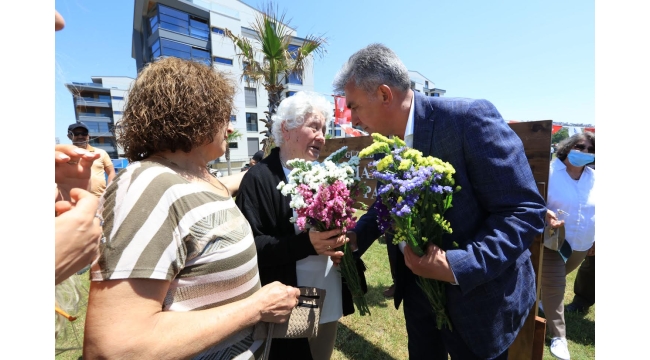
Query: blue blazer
[[354, 91, 546, 358]]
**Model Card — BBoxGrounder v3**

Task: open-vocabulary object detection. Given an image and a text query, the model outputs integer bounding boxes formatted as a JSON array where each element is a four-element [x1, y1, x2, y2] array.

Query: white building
[[408, 70, 446, 97], [132, 0, 316, 172]]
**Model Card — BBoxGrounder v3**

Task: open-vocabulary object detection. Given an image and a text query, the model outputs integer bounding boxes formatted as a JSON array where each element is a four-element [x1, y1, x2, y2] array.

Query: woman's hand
[[253, 282, 301, 323], [55, 188, 102, 284], [545, 209, 564, 228], [308, 228, 348, 265], [55, 144, 101, 201]]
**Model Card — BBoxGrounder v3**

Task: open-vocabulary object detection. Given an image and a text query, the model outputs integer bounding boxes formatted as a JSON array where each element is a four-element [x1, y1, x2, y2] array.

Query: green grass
[[55, 242, 594, 360]]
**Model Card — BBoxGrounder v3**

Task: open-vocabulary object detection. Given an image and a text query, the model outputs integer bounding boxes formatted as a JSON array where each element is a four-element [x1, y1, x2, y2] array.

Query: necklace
[[151, 155, 226, 192]]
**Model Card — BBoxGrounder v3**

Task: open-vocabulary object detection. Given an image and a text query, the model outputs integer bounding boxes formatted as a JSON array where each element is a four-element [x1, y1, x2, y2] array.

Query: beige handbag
[[254, 287, 326, 339], [254, 287, 326, 360]]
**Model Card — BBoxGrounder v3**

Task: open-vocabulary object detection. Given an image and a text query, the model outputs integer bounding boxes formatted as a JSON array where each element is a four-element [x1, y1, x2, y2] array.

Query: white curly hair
[[271, 91, 333, 147]]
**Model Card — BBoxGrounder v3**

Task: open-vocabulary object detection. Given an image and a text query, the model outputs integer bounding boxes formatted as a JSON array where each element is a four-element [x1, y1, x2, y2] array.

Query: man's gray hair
[[332, 43, 411, 94], [271, 91, 332, 147]]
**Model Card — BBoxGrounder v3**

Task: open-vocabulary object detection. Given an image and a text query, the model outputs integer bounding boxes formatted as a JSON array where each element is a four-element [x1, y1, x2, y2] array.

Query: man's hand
[[346, 231, 358, 251], [55, 144, 100, 201], [55, 188, 102, 284], [545, 209, 565, 229], [403, 243, 456, 283]]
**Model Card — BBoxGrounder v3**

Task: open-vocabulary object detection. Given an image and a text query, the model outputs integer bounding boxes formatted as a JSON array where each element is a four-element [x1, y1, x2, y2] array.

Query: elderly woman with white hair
[[235, 91, 366, 360]]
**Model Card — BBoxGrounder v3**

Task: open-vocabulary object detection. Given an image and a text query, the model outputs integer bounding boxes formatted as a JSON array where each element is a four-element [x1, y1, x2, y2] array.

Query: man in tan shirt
[[67, 122, 116, 197]]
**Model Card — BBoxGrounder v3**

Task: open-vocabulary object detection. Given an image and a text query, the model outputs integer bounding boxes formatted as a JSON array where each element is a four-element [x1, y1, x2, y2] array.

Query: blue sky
[[54, 0, 595, 146]]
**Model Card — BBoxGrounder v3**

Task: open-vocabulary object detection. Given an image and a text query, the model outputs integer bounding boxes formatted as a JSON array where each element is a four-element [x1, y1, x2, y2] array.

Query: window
[[433, 93, 440, 97], [335, 129, 341, 136], [230, 115, 236, 122], [149, 4, 209, 41], [213, 57, 233, 65], [228, 142, 238, 149], [244, 87, 257, 107], [112, 96, 124, 100], [114, 111, 123, 115], [287, 71, 302, 85], [157, 39, 210, 65], [288, 44, 300, 59], [98, 94, 111, 103], [246, 113, 258, 132], [286, 91, 297, 97], [212, 27, 225, 35], [247, 138, 260, 156], [425, 81, 429, 88]]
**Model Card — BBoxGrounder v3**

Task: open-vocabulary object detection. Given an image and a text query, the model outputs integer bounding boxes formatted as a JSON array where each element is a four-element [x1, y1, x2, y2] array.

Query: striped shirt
[[91, 160, 263, 360]]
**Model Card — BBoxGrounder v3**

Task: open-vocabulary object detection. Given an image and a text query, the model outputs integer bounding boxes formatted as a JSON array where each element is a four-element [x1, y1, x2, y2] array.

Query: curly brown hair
[[118, 57, 236, 161]]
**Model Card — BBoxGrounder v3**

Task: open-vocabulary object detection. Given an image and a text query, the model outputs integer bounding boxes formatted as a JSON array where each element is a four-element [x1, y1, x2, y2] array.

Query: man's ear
[[377, 84, 393, 104], [67, 133, 73, 141]]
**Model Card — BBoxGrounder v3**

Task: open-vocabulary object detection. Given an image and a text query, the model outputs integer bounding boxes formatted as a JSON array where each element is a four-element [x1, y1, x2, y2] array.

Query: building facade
[[132, 0, 316, 171], [64, 76, 134, 158], [408, 70, 446, 97]]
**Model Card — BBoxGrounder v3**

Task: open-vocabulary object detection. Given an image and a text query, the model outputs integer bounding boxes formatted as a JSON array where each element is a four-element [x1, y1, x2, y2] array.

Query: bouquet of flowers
[[359, 133, 460, 330], [277, 147, 371, 315]]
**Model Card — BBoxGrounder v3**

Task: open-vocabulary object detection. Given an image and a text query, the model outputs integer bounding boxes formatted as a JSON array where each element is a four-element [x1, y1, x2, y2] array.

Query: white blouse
[[546, 158, 596, 251]]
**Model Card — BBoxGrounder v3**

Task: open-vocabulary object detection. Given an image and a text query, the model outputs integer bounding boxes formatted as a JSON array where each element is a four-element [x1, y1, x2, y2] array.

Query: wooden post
[[507, 120, 552, 360]]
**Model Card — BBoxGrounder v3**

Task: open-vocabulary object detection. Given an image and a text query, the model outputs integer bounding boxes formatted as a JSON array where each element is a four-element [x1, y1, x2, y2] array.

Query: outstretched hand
[[55, 188, 102, 284], [55, 144, 101, 201]]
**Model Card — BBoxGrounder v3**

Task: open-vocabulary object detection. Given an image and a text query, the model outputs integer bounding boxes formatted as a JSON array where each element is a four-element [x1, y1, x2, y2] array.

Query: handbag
[[254, 287, 326, 359], [254, 286, 326, 339]]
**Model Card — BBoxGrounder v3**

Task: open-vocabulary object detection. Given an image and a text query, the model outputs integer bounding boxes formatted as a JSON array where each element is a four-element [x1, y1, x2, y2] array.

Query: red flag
[[340, 123, 368, 137], [552, 124, 563, 134], [584, 126, 595, 133], [334, 96, 351, 125]]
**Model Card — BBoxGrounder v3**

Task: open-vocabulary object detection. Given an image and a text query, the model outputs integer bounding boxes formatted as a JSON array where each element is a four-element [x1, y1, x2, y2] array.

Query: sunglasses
[[71, 132, 89, 137], [573, 143, 594, 153]]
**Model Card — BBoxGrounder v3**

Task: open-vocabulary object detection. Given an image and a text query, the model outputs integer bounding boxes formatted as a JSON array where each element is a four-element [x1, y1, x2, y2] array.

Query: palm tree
[[224, 2, 326, 154], [226, 129, 243, 175]]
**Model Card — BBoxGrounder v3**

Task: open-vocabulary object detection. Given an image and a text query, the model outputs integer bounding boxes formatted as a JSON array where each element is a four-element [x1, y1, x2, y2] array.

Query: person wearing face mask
[[235, 91, 366, 360], [541, 131, 595, 360]]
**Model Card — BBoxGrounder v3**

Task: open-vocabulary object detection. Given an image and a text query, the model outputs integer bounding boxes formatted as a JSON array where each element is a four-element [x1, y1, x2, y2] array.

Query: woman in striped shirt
[[83, 57, 300, 360]]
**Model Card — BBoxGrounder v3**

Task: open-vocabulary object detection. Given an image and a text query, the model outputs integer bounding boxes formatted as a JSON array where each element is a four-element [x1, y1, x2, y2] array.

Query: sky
[[53, 0, 595, 147]]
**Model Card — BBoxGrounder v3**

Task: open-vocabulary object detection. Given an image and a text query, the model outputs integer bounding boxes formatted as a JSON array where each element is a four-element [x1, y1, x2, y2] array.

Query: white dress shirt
[[546, 158, 596, 251]]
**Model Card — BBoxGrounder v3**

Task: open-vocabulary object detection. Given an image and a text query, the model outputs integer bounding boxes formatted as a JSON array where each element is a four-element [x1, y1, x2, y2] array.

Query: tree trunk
[[226, 146, 232, 176], [261, 85, 284, 156]]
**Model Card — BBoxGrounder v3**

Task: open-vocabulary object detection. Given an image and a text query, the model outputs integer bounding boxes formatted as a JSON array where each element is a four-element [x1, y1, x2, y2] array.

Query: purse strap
[[259, 323, 274, 360]]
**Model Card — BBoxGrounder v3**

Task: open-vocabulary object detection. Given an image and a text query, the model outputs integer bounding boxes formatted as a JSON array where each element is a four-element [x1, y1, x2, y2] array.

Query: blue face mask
[[567, 150, 595, 167]]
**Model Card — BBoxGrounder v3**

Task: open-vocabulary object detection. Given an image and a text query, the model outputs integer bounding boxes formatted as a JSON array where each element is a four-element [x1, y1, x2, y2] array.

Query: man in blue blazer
[[333, 44, 546, 359]]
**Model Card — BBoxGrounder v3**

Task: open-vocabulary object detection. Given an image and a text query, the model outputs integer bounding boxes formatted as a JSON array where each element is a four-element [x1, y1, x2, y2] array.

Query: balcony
[[75, 96, 111, 108], [78, 113, 112, 123]]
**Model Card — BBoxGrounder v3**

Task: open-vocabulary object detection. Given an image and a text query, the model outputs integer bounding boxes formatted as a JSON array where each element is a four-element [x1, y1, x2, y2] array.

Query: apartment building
[[132, 0, 316, 171], [408, 70, 446, 97], [64, 76, 134, 158]]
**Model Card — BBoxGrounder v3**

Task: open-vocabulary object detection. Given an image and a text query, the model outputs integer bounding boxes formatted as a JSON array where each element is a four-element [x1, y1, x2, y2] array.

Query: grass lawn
[[56, 240, 594, 359]]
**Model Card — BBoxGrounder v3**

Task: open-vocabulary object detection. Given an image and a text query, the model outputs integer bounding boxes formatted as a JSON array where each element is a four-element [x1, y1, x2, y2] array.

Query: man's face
[[68, 128, 89, 148], [344, 82, 388, 135]]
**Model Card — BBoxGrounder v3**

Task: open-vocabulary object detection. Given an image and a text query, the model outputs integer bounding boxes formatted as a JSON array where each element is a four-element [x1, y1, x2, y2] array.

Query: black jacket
[[235, 147, 366, 359]]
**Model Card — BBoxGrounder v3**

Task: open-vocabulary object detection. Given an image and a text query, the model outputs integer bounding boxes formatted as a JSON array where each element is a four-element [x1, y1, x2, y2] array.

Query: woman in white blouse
[[542, 131, 595, 360]]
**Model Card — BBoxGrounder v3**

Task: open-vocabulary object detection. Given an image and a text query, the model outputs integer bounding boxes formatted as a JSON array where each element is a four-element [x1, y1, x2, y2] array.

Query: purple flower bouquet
[[360, 133, 460, 330]]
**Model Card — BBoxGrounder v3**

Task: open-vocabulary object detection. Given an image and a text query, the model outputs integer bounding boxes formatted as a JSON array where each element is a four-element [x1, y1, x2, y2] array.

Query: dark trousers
[[572, 255, 595, 307], [401, 271, 508, 360]]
